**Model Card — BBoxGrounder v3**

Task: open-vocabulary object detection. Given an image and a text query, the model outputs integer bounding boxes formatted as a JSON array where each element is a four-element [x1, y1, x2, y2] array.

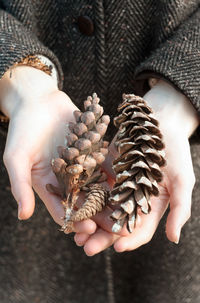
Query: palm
[[74, 131, 195, 255], [4, 90, 78, 223]]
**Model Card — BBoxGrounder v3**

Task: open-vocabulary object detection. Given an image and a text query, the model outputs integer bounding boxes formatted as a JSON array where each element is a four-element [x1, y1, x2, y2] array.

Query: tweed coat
[[0, 1, 200, 117], [0, 1, 200, 303]]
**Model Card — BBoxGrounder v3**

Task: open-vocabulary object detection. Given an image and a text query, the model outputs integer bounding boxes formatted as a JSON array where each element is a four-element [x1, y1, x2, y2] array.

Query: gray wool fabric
[[0, 1, 200, 302], [0, 1, 200, 119]]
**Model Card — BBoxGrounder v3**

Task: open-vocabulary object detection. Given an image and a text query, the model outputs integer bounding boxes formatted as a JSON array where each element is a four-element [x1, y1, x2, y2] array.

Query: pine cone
[[109, 94, 166, 233], [71, 184, 109, 222], [46, 93, 110, 232]]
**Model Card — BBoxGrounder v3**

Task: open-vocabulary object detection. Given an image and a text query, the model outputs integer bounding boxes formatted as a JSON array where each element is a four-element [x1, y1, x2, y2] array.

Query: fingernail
[[18, 202, 22, 220], [114, 243, 126, 253], [75, 241, 84, 247], [174, 229, 181, 244]]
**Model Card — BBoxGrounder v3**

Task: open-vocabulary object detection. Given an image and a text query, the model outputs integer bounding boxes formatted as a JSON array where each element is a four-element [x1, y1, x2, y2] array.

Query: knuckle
[[185, 208, 191, 222], [190, 173, 196, 188], [3, 151, 11, 166], [175, 172, 195, 191], [174, 174, 185, 187], [3, 150, 16, 169], [143, 232, 153, 245]]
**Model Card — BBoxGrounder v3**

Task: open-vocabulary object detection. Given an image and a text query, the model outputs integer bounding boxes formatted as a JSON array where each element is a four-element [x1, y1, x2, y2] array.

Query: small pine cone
[[109, 94, 166, 233], [71, 184, 109, 222], [46, 93, 110, 232]]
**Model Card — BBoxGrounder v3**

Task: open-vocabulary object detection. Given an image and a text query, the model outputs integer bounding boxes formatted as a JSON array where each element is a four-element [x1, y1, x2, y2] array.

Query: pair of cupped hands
[[0, 66, 198, 256]]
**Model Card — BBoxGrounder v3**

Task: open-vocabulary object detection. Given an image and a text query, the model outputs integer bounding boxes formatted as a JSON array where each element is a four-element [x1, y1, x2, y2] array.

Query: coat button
[[77, 16, 94, 36]]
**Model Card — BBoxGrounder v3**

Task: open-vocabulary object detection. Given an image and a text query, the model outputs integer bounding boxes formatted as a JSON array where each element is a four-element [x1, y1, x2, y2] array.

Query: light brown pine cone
[[46, 93, 110, 232]]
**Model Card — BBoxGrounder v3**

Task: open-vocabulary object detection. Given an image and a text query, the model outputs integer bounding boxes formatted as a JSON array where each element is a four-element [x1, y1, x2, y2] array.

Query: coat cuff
[[134, 8, 200, 117], [11, 54, 59, 86]]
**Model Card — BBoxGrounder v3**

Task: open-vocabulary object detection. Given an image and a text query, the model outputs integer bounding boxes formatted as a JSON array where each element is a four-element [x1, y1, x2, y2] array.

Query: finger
[[114, 195, 168, 252], [101, 138, 118, 181], [74, 233, 90, 246], [83, 228, 119, 256], [3, 151, 35, 220], [92, 206, 130, 236], [73, 219, 97, 235], [166, 178, 194, 244], [101, 153, 116, 183], [32, 172, 65, 226], [33, 171, 98, 232]]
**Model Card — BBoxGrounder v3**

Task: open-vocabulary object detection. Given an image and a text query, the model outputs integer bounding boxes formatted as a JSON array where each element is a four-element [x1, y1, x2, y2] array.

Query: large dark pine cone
[[109, 94, 166, 233]]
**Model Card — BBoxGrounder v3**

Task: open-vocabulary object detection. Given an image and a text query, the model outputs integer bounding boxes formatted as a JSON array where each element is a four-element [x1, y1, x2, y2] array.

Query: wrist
[[0, 66, 58, 118], [143, 79, 199, 138]]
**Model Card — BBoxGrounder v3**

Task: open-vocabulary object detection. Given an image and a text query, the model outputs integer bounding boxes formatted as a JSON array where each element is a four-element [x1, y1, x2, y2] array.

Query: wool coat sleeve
[[0, 7, 63, 88], [135, 7, 200, 116]]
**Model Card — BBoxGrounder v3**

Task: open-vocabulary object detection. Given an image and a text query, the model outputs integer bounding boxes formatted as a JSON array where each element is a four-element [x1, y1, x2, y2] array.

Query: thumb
[[3, 150, 35, 220], [166, 176, 195, 244], [101, 136, 118, 183]]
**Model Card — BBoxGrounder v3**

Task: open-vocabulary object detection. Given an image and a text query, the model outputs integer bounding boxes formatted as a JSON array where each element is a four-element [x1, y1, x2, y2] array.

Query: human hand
[[0, 66, 97, 234], [74, 80, 199, 255]]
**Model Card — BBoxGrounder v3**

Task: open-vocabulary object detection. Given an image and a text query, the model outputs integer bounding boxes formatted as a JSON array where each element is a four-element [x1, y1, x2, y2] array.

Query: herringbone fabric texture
[[0, 0, 200, 123], [0, 1, 200, 303]]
